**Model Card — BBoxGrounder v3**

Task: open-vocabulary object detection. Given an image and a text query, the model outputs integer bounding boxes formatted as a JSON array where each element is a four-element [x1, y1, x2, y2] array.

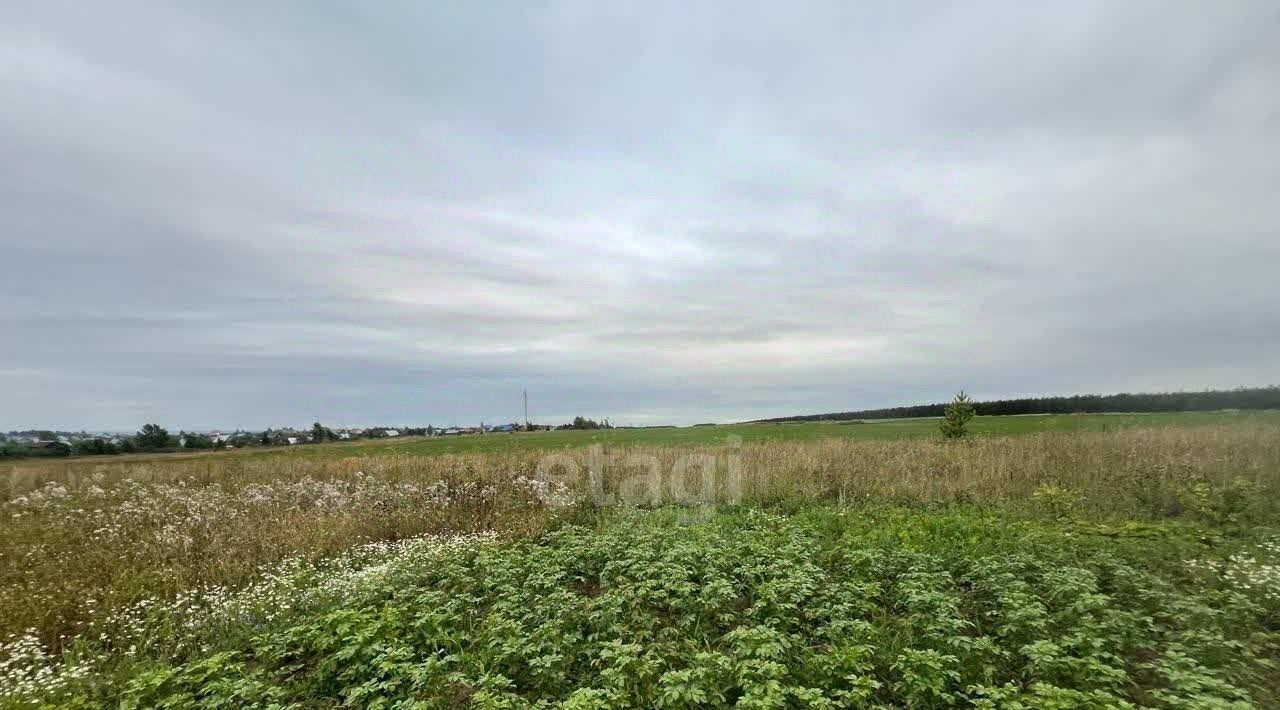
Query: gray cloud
[[2, 1, 1278, 430]]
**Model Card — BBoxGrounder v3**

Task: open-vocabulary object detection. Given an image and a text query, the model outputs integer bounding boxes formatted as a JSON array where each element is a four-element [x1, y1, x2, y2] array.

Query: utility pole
[[523, 389, 529, 431]]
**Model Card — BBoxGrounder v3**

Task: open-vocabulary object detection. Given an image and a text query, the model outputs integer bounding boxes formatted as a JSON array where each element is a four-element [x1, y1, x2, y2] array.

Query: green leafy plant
[[1178, 478, 1264, 530], [1032, 484, 1083, 520], [10, 507, 1277, 708]]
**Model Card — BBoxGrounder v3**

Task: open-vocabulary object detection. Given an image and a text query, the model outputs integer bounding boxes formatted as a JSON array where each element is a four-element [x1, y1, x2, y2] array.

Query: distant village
[[1, 417, 614, 458]]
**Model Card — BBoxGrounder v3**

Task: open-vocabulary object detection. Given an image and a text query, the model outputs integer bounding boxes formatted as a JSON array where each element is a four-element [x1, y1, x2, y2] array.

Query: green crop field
[[4, 411, 1280, 707]]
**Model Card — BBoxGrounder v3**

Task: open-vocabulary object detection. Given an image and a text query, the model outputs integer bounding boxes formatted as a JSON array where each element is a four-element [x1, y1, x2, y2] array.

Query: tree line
[[755, 386, 1280, 423], [0, 422, 435, 459], [2, 416, 615, 459], [555, 416, 613, 430]]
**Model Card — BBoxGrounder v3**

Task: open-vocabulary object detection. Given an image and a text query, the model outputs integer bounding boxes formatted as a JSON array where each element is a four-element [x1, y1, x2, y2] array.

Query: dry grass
[[3, 422, 1278, 648], [1, 464, 559, 646], [733, 423, 1279, 510]]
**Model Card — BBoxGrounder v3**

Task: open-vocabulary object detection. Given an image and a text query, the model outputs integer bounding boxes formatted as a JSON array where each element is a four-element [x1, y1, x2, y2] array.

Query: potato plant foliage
[[18, 506, 1279, 709]]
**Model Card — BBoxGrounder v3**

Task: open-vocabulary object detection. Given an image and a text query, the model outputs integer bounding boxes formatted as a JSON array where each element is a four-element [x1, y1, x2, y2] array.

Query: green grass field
[[366, 410, 1280, 455], [285, 410, 1280, 457]]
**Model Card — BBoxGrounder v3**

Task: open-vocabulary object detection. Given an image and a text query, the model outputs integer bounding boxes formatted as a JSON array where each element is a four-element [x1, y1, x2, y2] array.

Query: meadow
[[3, 411, 1279, 707], [15, 410, 1277, 466]]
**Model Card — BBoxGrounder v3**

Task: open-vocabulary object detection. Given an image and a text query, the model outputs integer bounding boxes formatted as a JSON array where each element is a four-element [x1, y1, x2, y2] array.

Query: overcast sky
[[3, 2, 1279, 430]]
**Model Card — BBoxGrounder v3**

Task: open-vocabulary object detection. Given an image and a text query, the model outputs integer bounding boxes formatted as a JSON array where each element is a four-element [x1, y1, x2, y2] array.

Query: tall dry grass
[[732, 423, 1279, 511], [3, 422, 1278, 646]]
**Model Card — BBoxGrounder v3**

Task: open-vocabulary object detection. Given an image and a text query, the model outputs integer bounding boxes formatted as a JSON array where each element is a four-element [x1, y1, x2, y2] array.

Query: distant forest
[[755, 386, 1280, 423]]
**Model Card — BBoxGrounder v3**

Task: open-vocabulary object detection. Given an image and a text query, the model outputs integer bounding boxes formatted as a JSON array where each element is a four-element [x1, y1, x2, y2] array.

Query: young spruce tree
[[940, 390, 976, 438]]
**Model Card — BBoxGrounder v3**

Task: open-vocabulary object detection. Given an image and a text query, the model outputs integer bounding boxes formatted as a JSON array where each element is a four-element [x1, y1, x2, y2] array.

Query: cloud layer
[[3, 2, 1279, 429]]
